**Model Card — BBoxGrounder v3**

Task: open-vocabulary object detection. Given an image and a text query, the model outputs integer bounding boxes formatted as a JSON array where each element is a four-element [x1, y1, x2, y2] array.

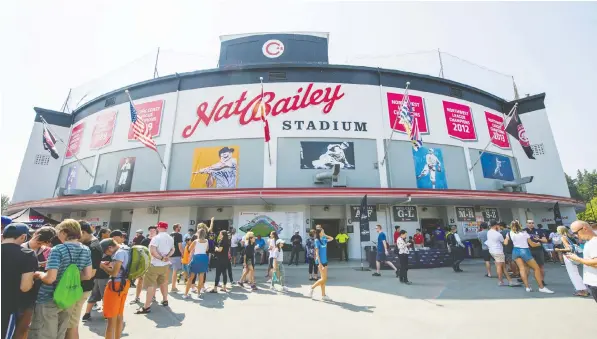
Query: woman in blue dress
[[306, 226, 334, 301], [184, 229, 210, 299]]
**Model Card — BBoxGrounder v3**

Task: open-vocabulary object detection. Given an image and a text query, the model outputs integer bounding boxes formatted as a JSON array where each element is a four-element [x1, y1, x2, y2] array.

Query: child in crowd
[[270, 239, 288, 292]]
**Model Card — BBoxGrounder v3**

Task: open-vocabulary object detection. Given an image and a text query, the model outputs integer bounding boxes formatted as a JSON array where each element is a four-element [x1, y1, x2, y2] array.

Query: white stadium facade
[[8, 32, 581, 259]]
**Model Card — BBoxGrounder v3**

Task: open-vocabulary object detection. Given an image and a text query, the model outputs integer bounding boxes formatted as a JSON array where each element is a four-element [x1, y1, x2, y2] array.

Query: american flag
[[129, 101, 157, 152]]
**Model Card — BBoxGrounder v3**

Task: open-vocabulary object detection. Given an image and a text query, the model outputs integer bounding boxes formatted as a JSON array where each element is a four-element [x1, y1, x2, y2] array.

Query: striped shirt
[[36, 242, 92, 304]]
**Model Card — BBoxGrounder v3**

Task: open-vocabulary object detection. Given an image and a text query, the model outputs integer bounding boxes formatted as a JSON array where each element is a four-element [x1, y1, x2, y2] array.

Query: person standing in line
[[169, 224, 184, 292], [524, 220, 548, 285], [335, 229, 349, 262], [67, 221, 102, 339], [433, 225, 446, 249], [306, 227, 334, 301], [413, 229, 424, 249], [447, 225, 465, 272], [266, 231, 279, 279], [424, 231, 431, 247], [230, 228, 242, 267], [549, 229, 565, 265], [211, 230, 231, 293], [238, 232, 257, 290], [98, 228, 111, 240], [2, 223, 38, 339], [183, 228, 195, 242], [136, 222, 174, 314], [289, 231, 303, 266], [255, 235, 266, 265], [396, 230, 412, 284], [305, 230, 319, 281], [486, 221, 519, 287], [29, 220, 93, 339], [499, 222, 518, 277], [477, 222, 494, 278], [504, 220, 554, 294], [180, 237, 196, 293], [372, 225, 399, 277], [225, 234, 235, 286], [184, 230, 209, 299], [131, 230, 145, 246], [393, 226, 401, 244], [555, 226, 590, 297], [99, 239, 130, 339], [566, 220, 597, 302], [16, 226, 56, 338], [131, 225, 157, 304], [270, 239, 288, 292]]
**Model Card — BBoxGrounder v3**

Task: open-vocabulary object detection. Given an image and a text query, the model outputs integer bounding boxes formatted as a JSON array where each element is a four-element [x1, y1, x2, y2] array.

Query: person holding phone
[[562, 222, 596, 301]]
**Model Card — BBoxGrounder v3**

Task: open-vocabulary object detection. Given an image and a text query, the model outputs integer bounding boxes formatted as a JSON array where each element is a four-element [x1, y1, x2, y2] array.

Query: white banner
[[237, 211, 303, 242]]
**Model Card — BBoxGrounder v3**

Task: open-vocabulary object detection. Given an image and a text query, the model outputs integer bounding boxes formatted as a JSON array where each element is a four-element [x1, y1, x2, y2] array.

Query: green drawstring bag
[[53, 245, 83, 309]]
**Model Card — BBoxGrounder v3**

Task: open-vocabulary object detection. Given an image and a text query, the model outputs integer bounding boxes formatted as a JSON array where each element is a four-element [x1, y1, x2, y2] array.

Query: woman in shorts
[[504, 220, 554, 294], [238, 232, 257, 290], [306, 227, 334, 301], [184, 230, 209, 299]]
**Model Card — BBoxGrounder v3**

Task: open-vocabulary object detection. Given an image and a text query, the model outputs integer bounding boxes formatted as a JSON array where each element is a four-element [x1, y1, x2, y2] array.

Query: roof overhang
[[6, 188, 583, 214]]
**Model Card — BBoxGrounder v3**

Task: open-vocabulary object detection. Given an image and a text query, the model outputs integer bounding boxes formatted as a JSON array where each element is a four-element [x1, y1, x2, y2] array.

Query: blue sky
[[1, 1, 596, 198]]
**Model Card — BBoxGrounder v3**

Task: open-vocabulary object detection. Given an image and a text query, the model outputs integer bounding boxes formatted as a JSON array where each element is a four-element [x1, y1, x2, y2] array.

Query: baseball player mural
[[114, 157, 136, 192], [480, 152, 514, 181], [413, 147, 447, 189], [300, 141, 356, 170], [65, 165, 78, 191], [190, 146, 239, 189]]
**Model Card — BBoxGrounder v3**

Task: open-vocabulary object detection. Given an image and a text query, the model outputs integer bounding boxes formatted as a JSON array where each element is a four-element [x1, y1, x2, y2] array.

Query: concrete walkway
[[80, 260, 595, 339]]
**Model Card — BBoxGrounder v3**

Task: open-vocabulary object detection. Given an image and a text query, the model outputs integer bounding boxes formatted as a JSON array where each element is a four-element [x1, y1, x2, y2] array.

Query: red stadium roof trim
[[7, 188, 582, 212]]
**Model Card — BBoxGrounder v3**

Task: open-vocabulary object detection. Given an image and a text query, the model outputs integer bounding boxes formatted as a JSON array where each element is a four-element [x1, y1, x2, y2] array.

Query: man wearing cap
[[110, 230, 125, 245], [289, 231, 303, 266], [99, 238, 130, 338], [1, 223, 38, 339], [136, 221, 174, 314], [1, 215, 13, 233], [132, 229, 145, 246]]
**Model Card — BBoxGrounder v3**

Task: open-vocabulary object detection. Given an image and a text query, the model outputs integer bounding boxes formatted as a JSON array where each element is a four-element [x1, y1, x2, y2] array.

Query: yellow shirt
[[336, 233, 349, 244]]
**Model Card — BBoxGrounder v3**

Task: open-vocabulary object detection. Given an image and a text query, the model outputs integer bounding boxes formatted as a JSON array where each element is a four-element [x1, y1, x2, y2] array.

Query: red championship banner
[[65, 122, 85, 158], [386, 93, 429, 133], [90, 111, 117, 149], [443, 101, 477, 141], [484, 111, 510, 149], [128, 100, 163, 140]]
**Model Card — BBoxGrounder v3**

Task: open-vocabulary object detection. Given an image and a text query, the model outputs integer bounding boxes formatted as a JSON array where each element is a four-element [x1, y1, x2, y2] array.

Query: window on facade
[[34, 154, 50, 165], [530, 143, 545, 156]]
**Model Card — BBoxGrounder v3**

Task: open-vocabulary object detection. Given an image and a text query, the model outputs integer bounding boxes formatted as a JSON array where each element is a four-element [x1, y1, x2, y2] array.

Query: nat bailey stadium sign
[[182, 83, 368, 138]]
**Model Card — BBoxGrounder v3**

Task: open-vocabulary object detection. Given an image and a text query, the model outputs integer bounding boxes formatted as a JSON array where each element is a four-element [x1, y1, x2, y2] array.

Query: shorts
[[245, 257, 255, 268], [231, 247, 238, 257], [490, 252, 506, 263], [170, 256, 183, 271], [482, 249, 492, 262], [144, 265, 169, 288], [29, 301, 71, 339], [376, 251, 387, 262], [68, 291, 91, 328], [88, 278, 109, 303], [190, 254, 209, 274], [505, 253, 513, 262], [103, 280, 130, 319], [512, 247, 534, 262], [269, 257, 274, 269], [182, 264, 190, 273], [531, 248, 545, 266]]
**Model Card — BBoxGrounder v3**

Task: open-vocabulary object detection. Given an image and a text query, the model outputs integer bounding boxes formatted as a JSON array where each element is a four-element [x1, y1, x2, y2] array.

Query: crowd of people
[[1, 215, 340, 339]]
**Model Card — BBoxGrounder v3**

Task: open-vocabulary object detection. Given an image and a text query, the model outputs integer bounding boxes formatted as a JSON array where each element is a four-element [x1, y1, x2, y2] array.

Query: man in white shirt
[[566, 220, 597, 303], [486, 221, 520, 287], [137, 221, 174, 313], [230, 229, 243, 267]]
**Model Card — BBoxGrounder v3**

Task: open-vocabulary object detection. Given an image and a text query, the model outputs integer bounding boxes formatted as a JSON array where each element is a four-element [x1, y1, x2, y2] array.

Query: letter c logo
[[262, 40, 284, 58]]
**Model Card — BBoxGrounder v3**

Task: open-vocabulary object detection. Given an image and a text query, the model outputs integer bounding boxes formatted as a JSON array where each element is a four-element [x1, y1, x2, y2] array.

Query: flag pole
[[39, 115, 94, 179], [125, 90, 167, 169], [468, 103, 518, 172], [260, 77, 272, 166], [381, 81, 410, 166]]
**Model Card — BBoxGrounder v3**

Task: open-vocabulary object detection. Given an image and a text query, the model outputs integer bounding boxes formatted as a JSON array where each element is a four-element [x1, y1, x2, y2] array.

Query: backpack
[[53, 245, 84, 309], [110, 245, 151, 293]]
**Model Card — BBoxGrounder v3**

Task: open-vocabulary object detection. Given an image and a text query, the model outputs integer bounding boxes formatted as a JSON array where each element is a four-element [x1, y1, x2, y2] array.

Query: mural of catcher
[[312, 142, 354, 169], [417, 148, 442, 189], [192, 147, 237, 188]]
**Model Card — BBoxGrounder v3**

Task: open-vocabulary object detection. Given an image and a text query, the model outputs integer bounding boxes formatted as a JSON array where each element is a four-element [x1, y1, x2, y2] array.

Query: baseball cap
[[3, 223, 30, 238], [490, 220, 498, 227], [80, 221, 93, 234], [276, 239, 285, 245], [110, 230, 123, 238], [99, 238, 118, 252], [136, 229, 143, 234], [1, 216, 12, 226], [157, 221, 168, 229]]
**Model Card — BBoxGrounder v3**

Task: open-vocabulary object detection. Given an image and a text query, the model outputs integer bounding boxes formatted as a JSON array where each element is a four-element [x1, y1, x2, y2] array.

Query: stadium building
[[8, 32, 581, 260]]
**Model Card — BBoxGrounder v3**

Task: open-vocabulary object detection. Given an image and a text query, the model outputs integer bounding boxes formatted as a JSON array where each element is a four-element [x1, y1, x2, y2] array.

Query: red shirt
[[394, 231, 400, 244], [413, 233, 424, 244]]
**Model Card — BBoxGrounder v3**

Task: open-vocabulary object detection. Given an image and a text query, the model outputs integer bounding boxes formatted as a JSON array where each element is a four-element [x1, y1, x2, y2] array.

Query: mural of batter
[[190, 146, 239, 189]]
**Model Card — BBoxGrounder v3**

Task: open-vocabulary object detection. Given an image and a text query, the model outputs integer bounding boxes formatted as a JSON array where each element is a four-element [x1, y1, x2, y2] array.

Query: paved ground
[[80, 260, 595, 339]]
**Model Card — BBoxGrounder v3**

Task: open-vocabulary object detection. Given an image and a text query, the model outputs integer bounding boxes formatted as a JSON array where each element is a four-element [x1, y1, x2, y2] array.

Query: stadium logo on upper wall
[[517, 124, 530, 147], [262, 39, 284, 58]]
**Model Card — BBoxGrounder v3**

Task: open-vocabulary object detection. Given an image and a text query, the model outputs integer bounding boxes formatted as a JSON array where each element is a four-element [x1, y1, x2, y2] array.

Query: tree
[[568, 169, 597, 221], [1, 194, 10, 215], [577, 196, 597, 221]]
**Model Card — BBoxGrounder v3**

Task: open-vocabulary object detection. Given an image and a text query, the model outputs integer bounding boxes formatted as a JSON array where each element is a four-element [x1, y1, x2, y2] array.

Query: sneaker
[[498, 281, 505, 286], [306, 288, 314, 299], [372, 273, 381, 277], [191, 287, 198, 293], [238, 281, 245, 288], [130, 297, 140, 304], [200, 288, 207, 294], [171, 287, 179, 292], [82, 313, 91, 322], [251, 285, 258, 291], [92, 304, 99, 311], [322, 295, 332, 302], [508, 281, 521, 287], [395, 270, 399, 278], [538, 287, 554, 294], [182, 294, 191, 299], [282, 286, 289, 292], [525, 287, 533, 292]]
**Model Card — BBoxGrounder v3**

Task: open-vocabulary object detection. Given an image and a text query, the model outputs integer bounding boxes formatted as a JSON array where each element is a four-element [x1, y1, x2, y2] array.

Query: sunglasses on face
[[572, 229, 581, 235]]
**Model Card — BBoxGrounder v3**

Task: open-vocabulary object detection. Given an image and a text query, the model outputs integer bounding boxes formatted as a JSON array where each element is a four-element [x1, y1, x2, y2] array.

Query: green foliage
[[1, 195, 10, 215], [567, 169, 597, 221]]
